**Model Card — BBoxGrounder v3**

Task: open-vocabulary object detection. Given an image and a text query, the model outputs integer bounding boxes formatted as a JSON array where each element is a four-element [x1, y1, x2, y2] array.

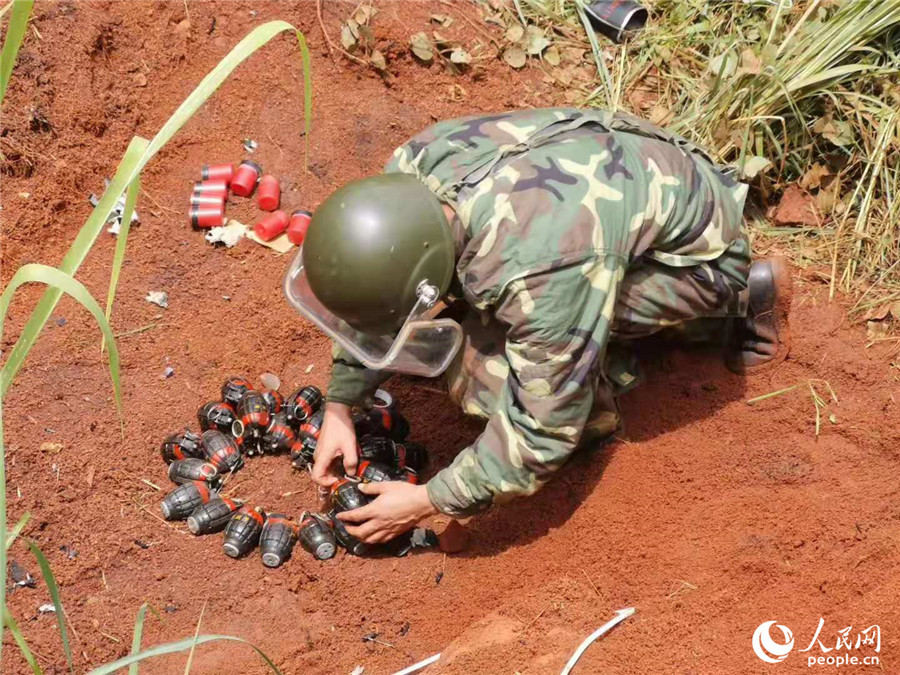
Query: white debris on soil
[[350, 667, 365, 675], [38, 604, 56, 614], [162, 366, 175, 379], [243, 138, 258, 153], [260, 372, 281, 390], [145, 291, 169, 308], [205, 221, 247, 248], [89, 178, 139, 236]]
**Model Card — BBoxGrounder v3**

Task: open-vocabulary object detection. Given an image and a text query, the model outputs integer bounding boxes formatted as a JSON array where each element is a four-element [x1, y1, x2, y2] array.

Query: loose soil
[[2, 2, 899, 674]]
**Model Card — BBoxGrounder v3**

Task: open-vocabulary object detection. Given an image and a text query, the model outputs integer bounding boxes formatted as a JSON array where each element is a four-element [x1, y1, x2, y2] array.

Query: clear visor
[[283, 248, 463, 377]]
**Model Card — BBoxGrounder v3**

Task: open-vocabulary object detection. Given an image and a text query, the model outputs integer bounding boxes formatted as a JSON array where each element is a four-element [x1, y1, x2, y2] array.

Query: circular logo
[[752, 621, 794, 663]]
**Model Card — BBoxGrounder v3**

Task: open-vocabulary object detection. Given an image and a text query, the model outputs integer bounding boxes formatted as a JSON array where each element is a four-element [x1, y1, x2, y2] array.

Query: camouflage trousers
[[444, 233, 750, 442]]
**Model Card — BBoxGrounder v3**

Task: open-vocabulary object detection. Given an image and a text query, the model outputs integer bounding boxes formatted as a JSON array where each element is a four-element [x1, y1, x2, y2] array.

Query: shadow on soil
[[438, 340, 748, 558]]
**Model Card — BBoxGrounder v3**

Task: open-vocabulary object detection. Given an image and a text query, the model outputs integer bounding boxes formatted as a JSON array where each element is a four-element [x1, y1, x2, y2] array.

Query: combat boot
[[726, 257, 792, 374]]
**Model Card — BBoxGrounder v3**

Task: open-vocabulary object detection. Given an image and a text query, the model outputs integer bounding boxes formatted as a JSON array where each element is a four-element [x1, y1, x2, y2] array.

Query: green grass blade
[[0, 265, 124, 665], [102, 172, 141, 353], [182, 602, 206, 675], [86, 635, 284, 675], [295, 30, 312, 169], [27, 541, 73, 672], [0, 0, 34, 105], [1, 21, 312, 398], [3, 605, 43, 675], [0, 137, 147, 400], [128, 603, 150, 675], [5, 511, 30, 550], [0, 264, 123, 415]]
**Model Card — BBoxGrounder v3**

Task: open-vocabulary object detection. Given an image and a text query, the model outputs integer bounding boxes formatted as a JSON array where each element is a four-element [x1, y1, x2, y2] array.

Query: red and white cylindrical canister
[[257, 175, 280, 211], [287, 209, 312, 246], [190, 203, 226, 229], [254, 210, 289, 241], [193, 179, 229, 194], [201, 163, 235, 185], [231, 160, 262, 197], [190, 192, 227, 208]]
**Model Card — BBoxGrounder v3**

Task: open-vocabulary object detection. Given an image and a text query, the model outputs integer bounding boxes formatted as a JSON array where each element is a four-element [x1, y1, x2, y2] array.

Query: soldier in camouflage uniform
[[285, 108, 791, 542]]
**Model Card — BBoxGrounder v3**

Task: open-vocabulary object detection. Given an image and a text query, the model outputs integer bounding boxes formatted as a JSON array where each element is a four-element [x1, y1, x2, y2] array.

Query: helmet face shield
[[284, 247, 462, 377]]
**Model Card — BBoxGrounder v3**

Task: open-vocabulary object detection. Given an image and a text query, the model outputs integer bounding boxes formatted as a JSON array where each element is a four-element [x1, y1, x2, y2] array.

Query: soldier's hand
[[311, 402, 358, 487], [337, 481, 438, 544]]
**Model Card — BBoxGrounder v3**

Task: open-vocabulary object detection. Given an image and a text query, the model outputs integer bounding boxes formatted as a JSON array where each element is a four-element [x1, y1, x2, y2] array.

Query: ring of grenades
[[158, 379, 432, 566]]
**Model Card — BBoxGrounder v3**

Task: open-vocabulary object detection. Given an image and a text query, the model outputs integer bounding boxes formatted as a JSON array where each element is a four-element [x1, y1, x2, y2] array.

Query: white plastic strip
[[560, 607, 636, 675], [391, 652, 441, 675]]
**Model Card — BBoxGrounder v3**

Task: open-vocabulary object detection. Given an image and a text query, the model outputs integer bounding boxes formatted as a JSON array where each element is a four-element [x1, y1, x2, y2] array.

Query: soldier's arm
[[327, 343, 393, 408], [426, 257, 625, 517]]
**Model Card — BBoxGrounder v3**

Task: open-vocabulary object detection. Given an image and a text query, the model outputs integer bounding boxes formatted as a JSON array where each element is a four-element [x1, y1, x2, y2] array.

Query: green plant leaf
[[0, 264, 123, 415], [128, 603, 153, 675], [27, 541, 73, 672], [102, 170, 141, 353], [86, 635, 284, 675], [0, 21, 313, 399], [5, 511, 31, 550], [0, 0, 34, 105], [3, 606, 43, 675], [410, 32, 434, 61], [183, 602, 206, 675]]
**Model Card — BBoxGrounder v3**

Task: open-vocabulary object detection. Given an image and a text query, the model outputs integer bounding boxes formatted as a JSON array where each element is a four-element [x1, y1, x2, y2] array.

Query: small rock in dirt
[[161, 366, 175, 379], [11, 560, 36, 588], [164, 604, 178, 613], [399, 621, 410, 636], [437, 520, 470, 553], [222, 295, 231, 301], [38, 604, 56, 614], [40, 442, 63, 454], [133, 539, 150, 549], [243, 138, 258, 153], [435, 571, 444, 585], [145, 291, 169, 308], [56, 317, 67, 327], [60, 545, 78, 560], [174, 18, 191, 35], [132, 72, 147, 87], [305, 364, 315, 374], [362, 632, 379, 643], [774, 185, 821, 227], [260, 372, 281, 390], [350, 667, 365, 675]]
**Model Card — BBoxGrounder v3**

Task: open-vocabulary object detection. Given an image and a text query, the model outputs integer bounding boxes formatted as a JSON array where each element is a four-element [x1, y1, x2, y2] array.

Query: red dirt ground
[[2, 2, 899, 674]]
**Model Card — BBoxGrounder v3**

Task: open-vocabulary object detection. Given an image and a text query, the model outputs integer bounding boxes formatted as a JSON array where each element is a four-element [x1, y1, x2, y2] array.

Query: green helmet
[[302, 174, 455, 334]]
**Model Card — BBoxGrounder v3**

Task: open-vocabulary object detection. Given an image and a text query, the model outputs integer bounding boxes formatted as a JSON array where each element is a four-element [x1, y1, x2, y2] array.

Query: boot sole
[[729, 256, 792, 375]]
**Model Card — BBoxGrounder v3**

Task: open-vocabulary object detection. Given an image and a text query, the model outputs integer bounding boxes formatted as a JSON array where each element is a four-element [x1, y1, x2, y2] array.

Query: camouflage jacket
[[328, 108, 748, 517]]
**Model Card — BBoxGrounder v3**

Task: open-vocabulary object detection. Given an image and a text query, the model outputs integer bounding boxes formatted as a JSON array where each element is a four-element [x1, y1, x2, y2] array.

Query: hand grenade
[[262, 412, 295, 454], [353, 406, 409, 441], [358, 436, 427, 471], [161, 481, 215, 520], [358, 460, 394, 484], [330, 478, 370, 513], [160, 431, 203, 464], [289, 436, 316, 470], [298, 512, 337, 560], [186, 497, 243, 535], [261, 388, 284, 414], [284, 385, 323, 426], [197, 401, 237, 434], [221, 376, 251, 407], [297, 408, 324, 440], [259, 514, 299, 568], [168, 458, 220, 486], [330, 511, 369, 556], [223, 506, 266, 558], [235, 390, 271, 443], [393, 466, 419, 484], [201, 429, 243, 473]]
